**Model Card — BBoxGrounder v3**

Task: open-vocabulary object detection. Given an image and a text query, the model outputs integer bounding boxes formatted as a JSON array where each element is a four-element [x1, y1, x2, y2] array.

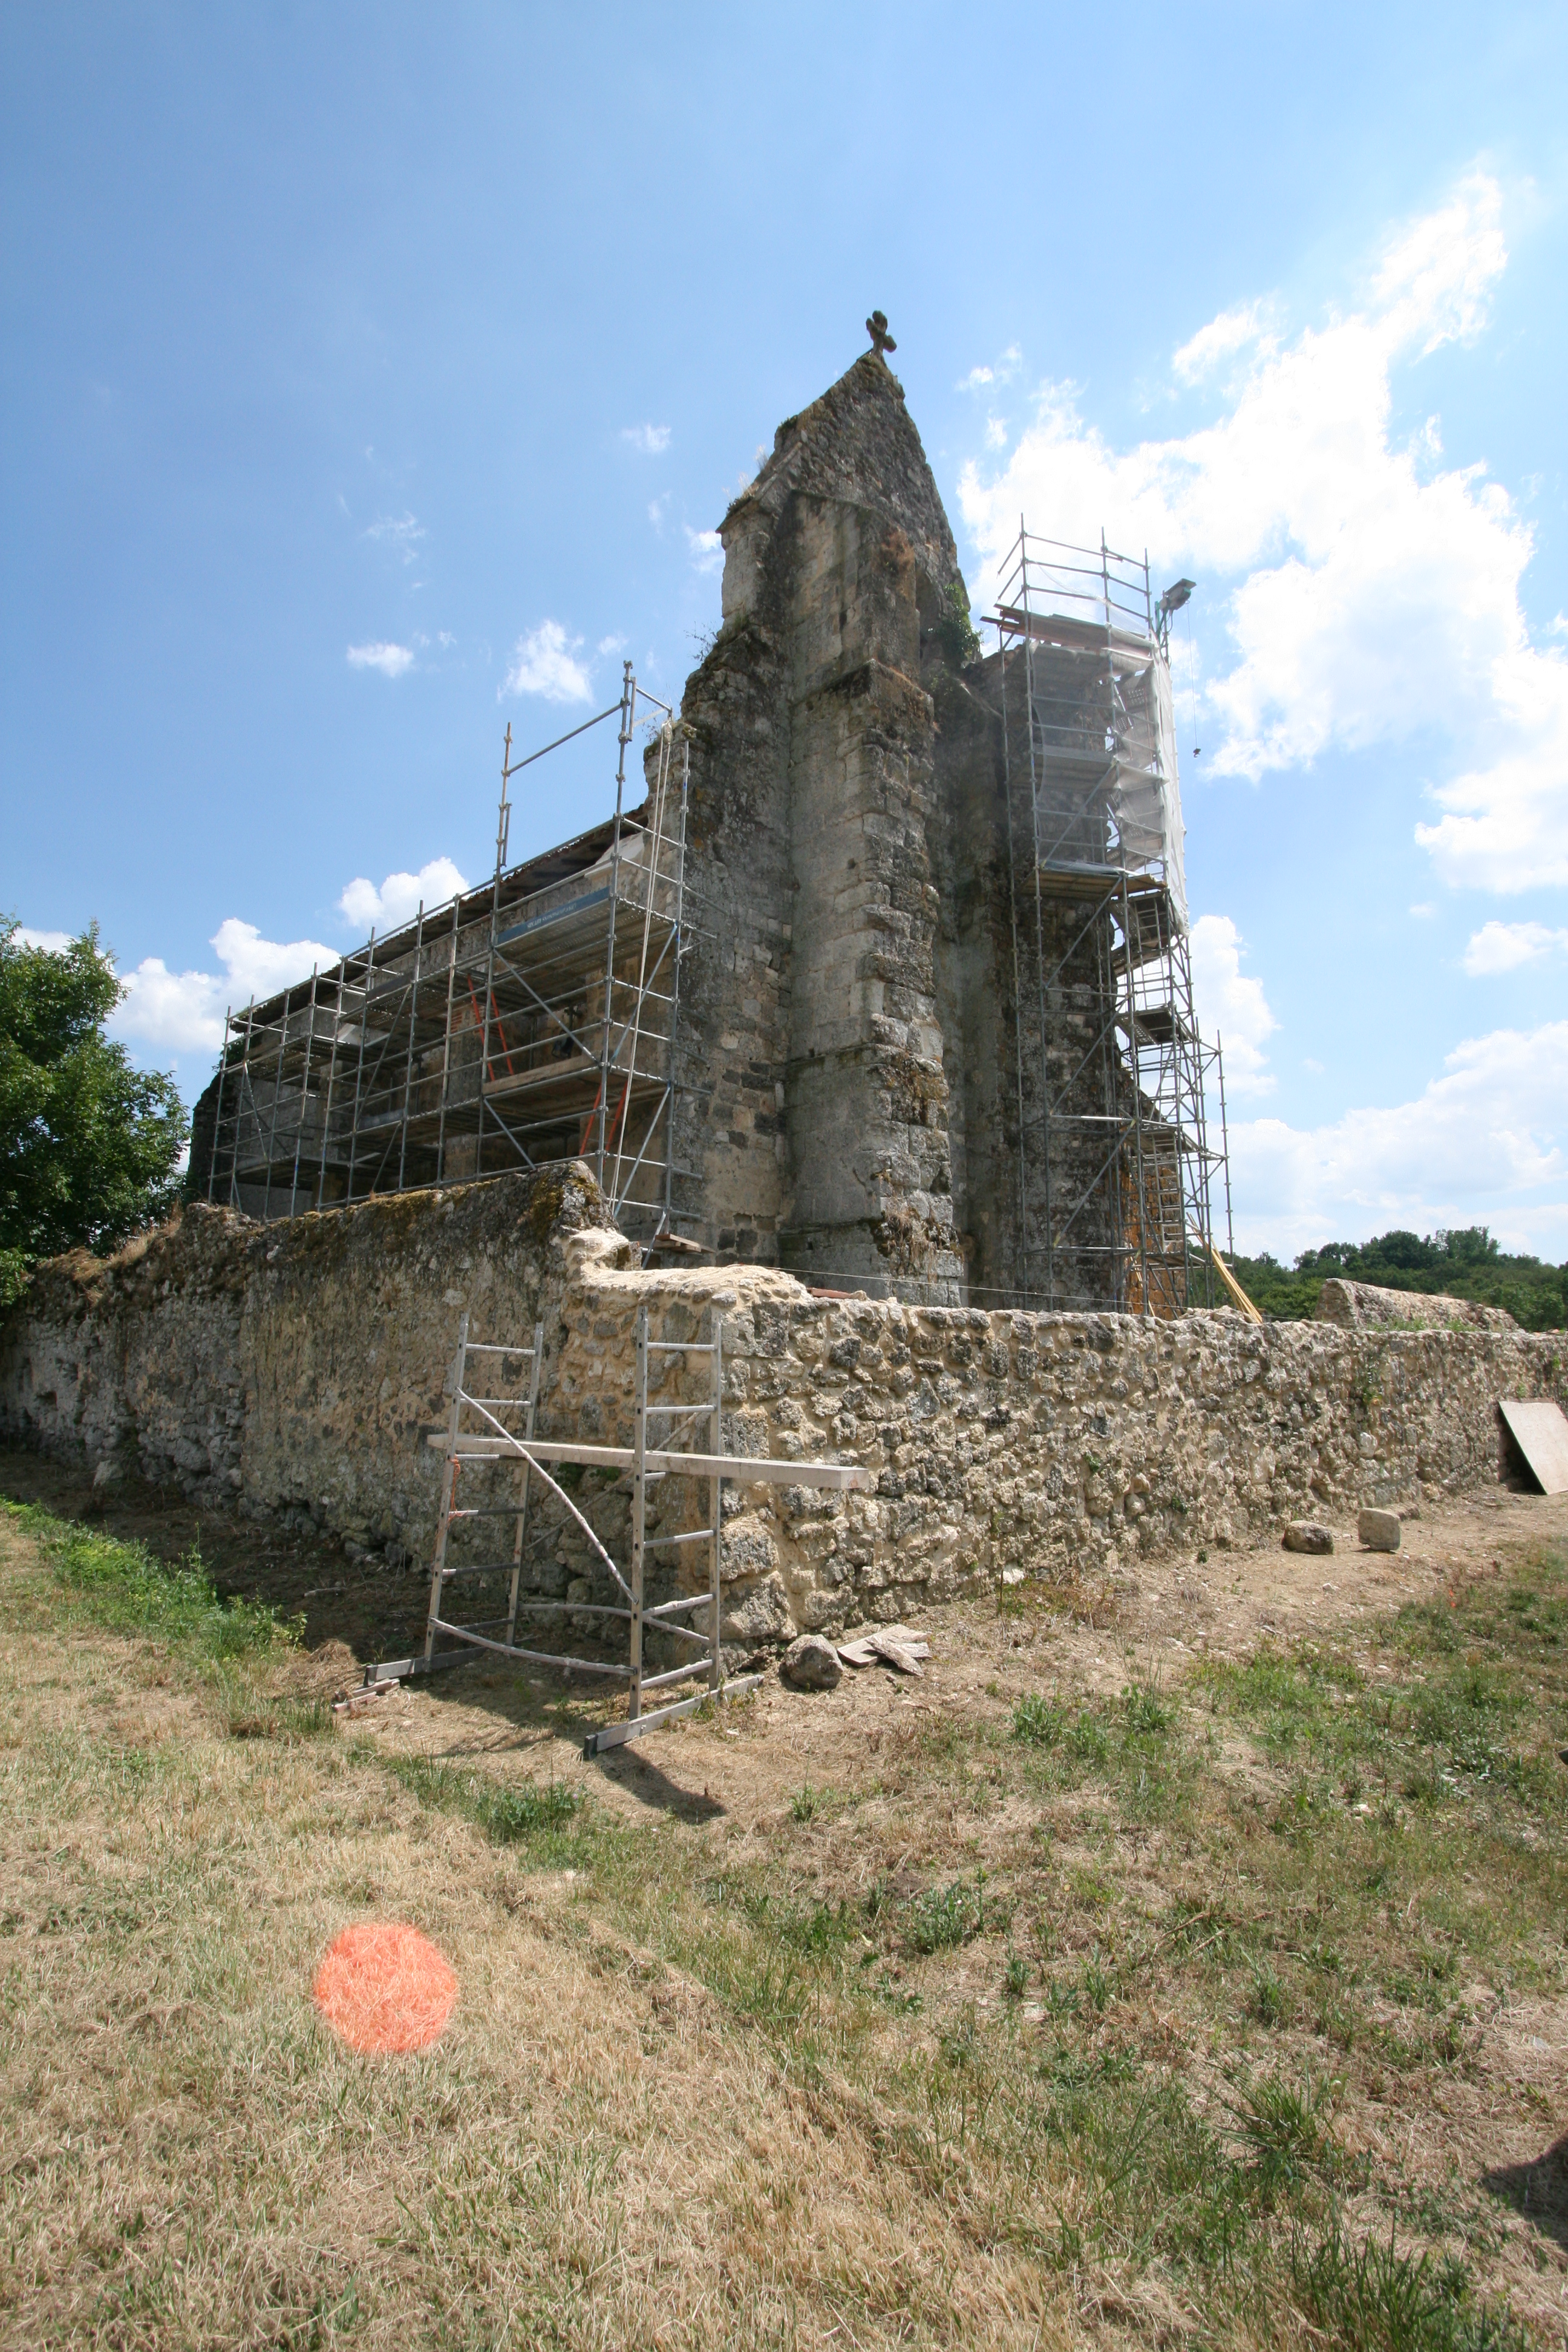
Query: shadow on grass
[[1483, 2133, 1568, 2250]]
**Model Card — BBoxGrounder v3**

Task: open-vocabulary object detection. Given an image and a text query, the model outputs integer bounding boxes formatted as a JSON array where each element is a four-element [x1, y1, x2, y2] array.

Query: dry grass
[[2, 1486, 1567, 2347]]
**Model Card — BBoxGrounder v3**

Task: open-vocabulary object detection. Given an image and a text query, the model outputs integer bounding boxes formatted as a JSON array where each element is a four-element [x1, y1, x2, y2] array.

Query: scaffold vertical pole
[[663, 733, 691, 1237], [503, 1324, 543, 1651], [345, 930, 374, 1206], [424, 1313, 468, 1668], [1218, 1034, 1235, 1262], [595, 662, 635, 1189], [230, 998, 255, 1210], [628, 1304, 648, 1720], [397, 906, 425, 1195], [435, 900, 459, 1184], [709, 1311, 724, 1690], [207, 1007, 231, 1205]]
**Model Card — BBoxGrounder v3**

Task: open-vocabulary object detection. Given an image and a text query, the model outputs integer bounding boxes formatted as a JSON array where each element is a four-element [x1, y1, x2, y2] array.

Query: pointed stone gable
[[670, 342, 990, 1299], [726, 351, 959, 593]]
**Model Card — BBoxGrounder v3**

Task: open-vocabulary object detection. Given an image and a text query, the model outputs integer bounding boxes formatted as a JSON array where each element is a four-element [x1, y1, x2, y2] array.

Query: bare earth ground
[[2, 1446, 1567, 2348]]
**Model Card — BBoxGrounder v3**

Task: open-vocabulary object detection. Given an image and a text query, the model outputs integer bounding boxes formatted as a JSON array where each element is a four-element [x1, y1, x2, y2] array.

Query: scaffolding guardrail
[[201, 664, 701, 1244], [988, 526, 1229, 1315]]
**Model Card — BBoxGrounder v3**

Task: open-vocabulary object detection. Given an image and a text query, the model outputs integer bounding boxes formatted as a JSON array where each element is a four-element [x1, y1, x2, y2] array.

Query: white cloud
[[365, 512, 424, 563], [959, 345, 1021, 395], [647, 494, 668, 526], [338, 858, 470, 933], [1189, 913, 1277, 1094], [108, 917, 340, 1053], [501, 620, 592, 704], [1172, 301, 1272, 386], [1409, 903, 1436, 918], [960, 172, 1568, 895], [685, 526, 722, 576], [347, 642, 414, 679], [1226, 1018, 1567, 1257], [1462, 919, 1568, 976], [16, 926, 70, 951], [622, 423, 671, 455], [107, 960, 227, 1052], [984, 416, 1007, 451], [105, 855, 468, 1056]]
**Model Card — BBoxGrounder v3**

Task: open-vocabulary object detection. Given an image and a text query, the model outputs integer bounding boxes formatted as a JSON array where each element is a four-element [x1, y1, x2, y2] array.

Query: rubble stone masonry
[[3, 1172, 1562, 1655]]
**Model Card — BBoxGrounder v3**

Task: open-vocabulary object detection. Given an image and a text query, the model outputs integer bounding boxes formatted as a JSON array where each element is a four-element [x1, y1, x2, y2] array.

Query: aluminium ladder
[[365, 1305, 874, 1756]]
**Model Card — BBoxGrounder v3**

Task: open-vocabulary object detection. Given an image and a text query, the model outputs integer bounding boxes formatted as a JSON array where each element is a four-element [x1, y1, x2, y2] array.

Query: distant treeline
[[1226, 1226, 1567, 1333]]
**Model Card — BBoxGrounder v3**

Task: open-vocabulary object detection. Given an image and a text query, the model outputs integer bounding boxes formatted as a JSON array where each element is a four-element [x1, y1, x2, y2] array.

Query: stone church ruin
[[190, 340, 1224, 1318], [10, 332, 1563, 1737]]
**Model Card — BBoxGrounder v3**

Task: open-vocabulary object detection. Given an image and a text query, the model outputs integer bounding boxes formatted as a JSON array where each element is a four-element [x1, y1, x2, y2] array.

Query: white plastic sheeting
[[1024, 622, 1188, 933]]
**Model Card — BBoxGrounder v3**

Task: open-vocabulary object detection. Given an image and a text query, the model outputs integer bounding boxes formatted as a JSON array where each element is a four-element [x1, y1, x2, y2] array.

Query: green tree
[[0, 919, 187, 1303], [1229, 1219, 1564, 1333]]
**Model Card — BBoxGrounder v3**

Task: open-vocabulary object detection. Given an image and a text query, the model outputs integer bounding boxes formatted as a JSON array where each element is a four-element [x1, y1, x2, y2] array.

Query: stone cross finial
[[865, 310, 897, 356]]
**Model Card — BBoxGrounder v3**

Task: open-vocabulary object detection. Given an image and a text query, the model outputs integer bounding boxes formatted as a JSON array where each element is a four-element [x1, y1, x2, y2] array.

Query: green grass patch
[[4, 1496, 299, 1657], [907, 1873, 995, 1955], [1289, 2221, 1533, 2350], [377, 1748, 588, 1858]]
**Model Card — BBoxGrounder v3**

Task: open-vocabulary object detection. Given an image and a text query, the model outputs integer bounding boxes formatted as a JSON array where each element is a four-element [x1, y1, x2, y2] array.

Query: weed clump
[[907, 1875, 991, 1954], [382, 1751, 582, 1849], [1290, 2222, 1532, 2351]]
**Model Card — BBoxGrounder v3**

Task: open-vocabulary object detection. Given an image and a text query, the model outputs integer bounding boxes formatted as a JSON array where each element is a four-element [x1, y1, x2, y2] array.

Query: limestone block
[[1357, 1508, 1402, 1552], [1282, 1521, 1334, 1555], [779, 1633, 841, 1691], [721, 1572, 794, 1646]]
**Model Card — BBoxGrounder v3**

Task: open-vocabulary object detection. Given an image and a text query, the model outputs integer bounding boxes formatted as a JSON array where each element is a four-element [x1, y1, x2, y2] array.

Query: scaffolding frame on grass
[[363, 1307, 874, 1756], [201, 663, 702, 1246], [989, 525, 1226, 1315]]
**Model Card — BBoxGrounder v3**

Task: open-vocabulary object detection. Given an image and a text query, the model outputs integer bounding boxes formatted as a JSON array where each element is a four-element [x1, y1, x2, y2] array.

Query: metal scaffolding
[[359, 1304, 873, 1756], [200, 664, 701, 1244], [989, 526, 1229, 1315]]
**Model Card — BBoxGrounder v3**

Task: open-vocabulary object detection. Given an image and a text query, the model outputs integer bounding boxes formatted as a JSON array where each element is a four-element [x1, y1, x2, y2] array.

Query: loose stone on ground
[[779, 1633, 842, 1691]]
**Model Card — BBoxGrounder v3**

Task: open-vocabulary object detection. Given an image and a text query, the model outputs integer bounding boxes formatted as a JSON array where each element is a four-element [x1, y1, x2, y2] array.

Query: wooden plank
[[426, 1431, 875, 1489], [1209, 1242, 1264, 1324], [1499, 1399, 1568, 1496]]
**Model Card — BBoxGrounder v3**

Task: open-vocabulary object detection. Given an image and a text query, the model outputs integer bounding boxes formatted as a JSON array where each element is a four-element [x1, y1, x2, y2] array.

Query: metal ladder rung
[[422, 1299, 731, 1759]]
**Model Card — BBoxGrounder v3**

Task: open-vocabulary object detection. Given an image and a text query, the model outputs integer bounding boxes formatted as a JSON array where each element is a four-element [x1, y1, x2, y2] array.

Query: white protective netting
[[1109, 635, 1187, 931], [1025, 624, 1187, 933]]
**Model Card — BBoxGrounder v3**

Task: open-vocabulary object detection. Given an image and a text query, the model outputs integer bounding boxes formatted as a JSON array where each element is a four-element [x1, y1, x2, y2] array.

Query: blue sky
[[4, 2, 1566, 1262]]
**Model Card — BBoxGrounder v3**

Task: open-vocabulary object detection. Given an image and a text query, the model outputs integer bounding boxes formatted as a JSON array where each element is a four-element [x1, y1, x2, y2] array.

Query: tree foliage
[[0, 919, 187, 1302], [1227, 1224, 1566, 1332]]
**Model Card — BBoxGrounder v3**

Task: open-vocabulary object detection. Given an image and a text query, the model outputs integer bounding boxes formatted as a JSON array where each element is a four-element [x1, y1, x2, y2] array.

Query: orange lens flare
[[313, 1921, 457, 2054]]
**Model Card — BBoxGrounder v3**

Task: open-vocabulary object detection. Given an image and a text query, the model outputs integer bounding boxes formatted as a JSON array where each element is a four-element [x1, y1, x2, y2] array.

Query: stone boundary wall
[[0, 1171, 599, 1566], [2, 1170, 1563, 1653]]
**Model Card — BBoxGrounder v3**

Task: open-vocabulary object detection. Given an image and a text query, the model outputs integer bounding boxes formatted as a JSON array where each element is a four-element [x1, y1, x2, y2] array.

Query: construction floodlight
[[1157, 577, 1196, 620]]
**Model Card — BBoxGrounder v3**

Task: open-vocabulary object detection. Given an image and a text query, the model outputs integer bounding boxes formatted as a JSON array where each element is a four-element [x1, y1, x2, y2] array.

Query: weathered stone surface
[[3, 1168, 1565, 1647], [1357, 1507, 1402, 1552], [779, 1633, 842, 1691], [673, 350, 977, 1299], [1315, 1279, 1517, 1334], [1283, 1521, 1335, 1555]]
